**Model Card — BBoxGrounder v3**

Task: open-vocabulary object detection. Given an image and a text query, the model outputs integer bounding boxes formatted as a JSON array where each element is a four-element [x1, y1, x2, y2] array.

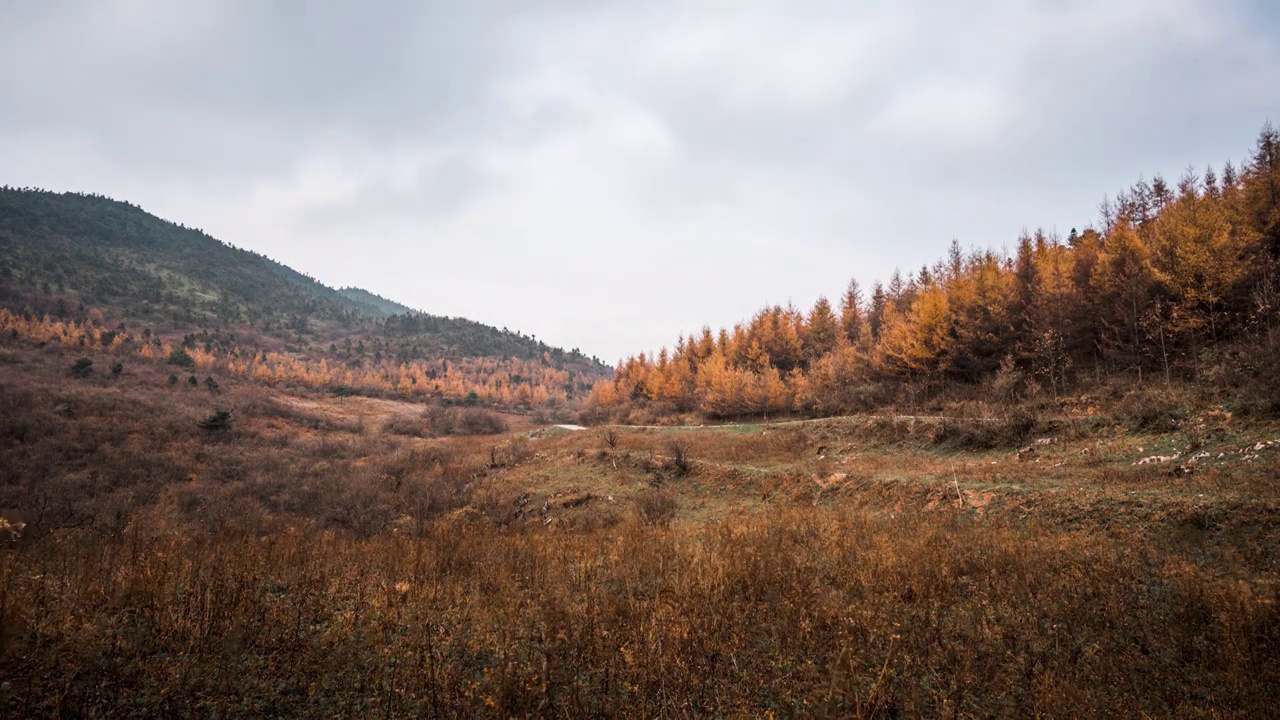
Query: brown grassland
[[1, 339, 1279, 717]]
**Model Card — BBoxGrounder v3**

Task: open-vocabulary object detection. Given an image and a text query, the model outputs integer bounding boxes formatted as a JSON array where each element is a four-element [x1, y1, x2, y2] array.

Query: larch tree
[[946, 251, 1016, 381], [840, 278, 865, 346], [1092, 219, 1156, 375], [1244, 122, 1280, 259], [868, 283, 888, 341], [804, 296, 839, 365], [876, 285, 951, 378]]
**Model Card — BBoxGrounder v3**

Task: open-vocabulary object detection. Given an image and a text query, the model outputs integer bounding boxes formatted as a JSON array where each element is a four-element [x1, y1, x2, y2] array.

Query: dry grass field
[[2, 341, 1279, 717]]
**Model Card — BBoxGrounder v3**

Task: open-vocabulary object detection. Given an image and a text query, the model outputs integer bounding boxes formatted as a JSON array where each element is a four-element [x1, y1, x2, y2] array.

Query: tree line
[[591, 123, 1280, 419], [0, 309, 597, 407]]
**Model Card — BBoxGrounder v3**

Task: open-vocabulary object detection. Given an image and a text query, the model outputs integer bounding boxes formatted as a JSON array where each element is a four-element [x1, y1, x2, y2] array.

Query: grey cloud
[[4, 1, 520, 181], [1, 0, 1278, 361], [299, 152, 502, 230]]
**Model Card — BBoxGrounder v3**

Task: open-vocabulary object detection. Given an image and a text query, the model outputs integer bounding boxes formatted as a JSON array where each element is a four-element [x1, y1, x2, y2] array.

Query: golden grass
[[2, 342, 1279, 716], [3, 510, 1277, 717]]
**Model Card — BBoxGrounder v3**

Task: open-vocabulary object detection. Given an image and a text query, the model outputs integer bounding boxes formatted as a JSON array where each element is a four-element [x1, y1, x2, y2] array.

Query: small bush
[[198, 408, 234, 432], [167, 349, 195, 367], [634, 488, 678, 526], [1116, 388, 1184, 432], [488, 437, 531, 468], [69, 357, 94, 378], [667, 439, 692, 476], [988, 354, 1027, 403], [383, 415, 432, 438], [423, 405, 508, 436], [457, 407, 508, 435]]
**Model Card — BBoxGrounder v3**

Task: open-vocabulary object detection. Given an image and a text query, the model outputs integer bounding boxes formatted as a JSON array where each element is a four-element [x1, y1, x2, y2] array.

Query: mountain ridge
[[0, 186, 606, 365]]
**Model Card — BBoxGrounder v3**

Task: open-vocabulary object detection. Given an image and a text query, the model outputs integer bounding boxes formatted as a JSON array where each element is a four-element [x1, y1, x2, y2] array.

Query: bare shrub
[[488, 436, 531, 468], [471, 484, 529, 526], [634, 488, 678, 526], [317, 468, 412, 538], [422, 404, 457, 435], [988, 353, 1027, 403], [666, 439, 692, 476]]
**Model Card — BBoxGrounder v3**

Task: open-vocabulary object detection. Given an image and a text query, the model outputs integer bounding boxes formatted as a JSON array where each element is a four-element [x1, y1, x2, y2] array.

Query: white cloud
[[638, 5, 908, 110], [868, 77, 1015, 145]]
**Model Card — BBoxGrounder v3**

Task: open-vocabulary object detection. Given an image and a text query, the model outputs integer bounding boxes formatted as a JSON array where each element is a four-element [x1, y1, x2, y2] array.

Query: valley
[[1, 334, 1278, 716]]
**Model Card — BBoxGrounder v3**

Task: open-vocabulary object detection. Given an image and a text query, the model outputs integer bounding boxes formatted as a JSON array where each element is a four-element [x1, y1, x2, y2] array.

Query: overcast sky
[[3, 1, 1278, 362]]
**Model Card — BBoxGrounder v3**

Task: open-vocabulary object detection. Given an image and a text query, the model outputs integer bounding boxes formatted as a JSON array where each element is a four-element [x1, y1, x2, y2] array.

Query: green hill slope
[[0, 188, 378, 325], [337, 287, 419, 317], [0, 187, 609, 371]]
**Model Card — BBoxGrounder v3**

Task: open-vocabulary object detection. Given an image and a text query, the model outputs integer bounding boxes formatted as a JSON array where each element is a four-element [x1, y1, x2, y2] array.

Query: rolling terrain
[[0, 335, 1277, 715]]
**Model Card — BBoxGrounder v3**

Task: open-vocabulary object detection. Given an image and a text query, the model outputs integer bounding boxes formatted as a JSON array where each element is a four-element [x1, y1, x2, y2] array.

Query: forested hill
[[0, 188, 383, 326], [591, 123, 1280, 421], [0, 187, 607, 371]]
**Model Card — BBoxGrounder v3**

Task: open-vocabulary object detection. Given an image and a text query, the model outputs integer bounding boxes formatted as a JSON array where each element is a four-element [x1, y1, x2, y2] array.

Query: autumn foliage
[[0, 308, 592, 408], [592, 124, 1280, 420]]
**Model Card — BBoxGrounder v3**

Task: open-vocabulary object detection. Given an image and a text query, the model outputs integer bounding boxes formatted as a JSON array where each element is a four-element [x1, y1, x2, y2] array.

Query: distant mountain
[[0, 187, 609, 377]]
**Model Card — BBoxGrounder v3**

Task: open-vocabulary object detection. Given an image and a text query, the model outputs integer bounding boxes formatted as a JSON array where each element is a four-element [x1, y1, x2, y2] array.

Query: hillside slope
[[0, 188, 383, 326], [337, 287, 419, 317], [0, 187, 610, 405]]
